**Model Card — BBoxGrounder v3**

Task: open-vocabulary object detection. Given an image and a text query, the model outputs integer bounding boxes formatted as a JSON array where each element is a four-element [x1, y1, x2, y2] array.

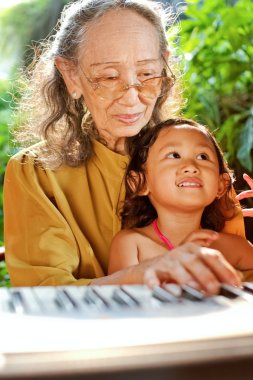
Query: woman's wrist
[[89, 264, 143, 286]]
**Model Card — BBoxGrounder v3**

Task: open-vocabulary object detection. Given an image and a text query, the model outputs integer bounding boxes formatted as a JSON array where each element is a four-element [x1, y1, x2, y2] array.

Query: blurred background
[[0, 0, 252, 286]]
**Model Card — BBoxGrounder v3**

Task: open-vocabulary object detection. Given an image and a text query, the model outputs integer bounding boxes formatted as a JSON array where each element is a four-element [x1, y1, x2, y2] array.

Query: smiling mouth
[[177, 181, 202, 188]]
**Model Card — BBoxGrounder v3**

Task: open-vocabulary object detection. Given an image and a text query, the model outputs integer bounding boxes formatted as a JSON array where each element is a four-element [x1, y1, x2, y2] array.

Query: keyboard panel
[[1, 284, 253, 379], [1, 283, 253, 319]]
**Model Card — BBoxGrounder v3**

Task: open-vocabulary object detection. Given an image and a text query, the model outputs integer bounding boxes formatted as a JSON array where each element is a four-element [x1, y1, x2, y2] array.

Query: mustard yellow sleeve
[[222, 188, 253, 280], [3, 156, 99, 286], [222, 210, 245, 237], [222, 187, 245, 237]]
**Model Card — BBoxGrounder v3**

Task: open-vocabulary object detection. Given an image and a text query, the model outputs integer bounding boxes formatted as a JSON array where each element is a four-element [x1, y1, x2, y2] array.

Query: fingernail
[[146, 279, 159, 289], [187, 280, 199, 289]]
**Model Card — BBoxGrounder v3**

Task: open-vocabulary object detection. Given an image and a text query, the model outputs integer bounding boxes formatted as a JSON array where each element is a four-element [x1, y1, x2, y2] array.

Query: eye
[[99, 75, 119, 82], [138, 71, 158, 81], [196, 153, 209, 160], [97, 76, 120, 88], [142, 72, 154, 77], [166, 152, 181, 159]]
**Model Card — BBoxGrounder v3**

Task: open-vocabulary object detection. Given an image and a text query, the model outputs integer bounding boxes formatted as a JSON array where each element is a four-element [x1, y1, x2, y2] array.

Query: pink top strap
[[152, 219, 174, 250]]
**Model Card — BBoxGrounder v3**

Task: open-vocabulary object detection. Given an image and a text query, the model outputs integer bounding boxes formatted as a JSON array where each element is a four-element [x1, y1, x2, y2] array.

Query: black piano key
[[62, 289, 79, 308], [152, 286, 180, 303], [9, 290, 26, 314], [243, 282, 253, 294], [219, 284, 238, 299], [0, 288, 15, 313], [54, 289, 79, 311], [112, 287, 140, 307], [181, 285, 206, 301], [83, 287, 111, 309], [33, 287, 67, 313], [220, 284, 253, 301], [92, 288, 111, 308]]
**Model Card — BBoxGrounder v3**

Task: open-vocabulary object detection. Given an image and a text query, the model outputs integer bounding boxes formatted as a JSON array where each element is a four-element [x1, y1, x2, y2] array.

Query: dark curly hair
[[122, 118, 236, 231]]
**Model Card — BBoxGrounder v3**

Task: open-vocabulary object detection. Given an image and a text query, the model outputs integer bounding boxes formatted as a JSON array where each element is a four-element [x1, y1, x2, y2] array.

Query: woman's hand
[[93, 243, 241, 294], [139, 243, 241, 294], [105, 242, 239, 296], [181, 229, 219, 247], [236, 173, 253, 217]]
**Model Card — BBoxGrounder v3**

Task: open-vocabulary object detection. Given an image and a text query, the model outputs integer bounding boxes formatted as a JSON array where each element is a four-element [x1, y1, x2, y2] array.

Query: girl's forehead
[[157, 125, 211, 143], [149, 124, 217, 155]]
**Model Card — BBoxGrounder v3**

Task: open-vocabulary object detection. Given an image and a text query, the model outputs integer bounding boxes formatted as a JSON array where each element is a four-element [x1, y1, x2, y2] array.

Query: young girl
[[108, 118, 253, 275]]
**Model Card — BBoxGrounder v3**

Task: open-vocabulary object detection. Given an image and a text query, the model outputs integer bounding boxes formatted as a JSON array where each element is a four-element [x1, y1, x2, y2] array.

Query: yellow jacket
[[4, 140, 128, 286], [3, 139, 250, 286]]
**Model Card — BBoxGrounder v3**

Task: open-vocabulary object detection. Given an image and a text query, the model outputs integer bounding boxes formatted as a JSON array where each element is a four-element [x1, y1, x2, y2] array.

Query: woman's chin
[[114, 123, 146, 138]]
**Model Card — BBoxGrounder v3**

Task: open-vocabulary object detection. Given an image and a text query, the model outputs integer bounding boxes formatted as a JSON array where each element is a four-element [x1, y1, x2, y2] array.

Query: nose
[[117, 85, 140, 106], [181, 160, 200, 174]]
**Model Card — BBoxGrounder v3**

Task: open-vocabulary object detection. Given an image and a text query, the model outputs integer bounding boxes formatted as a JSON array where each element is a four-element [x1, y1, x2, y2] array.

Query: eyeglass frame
[[78, 55, 176, 100]]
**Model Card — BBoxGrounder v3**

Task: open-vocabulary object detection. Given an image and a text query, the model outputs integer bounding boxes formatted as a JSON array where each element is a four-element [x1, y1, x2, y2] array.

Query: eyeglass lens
[[96, 77, 172, 100]]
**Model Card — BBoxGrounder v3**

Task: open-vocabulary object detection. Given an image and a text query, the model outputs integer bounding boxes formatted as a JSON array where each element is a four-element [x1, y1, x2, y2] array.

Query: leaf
[[237, 117, 253, 171]]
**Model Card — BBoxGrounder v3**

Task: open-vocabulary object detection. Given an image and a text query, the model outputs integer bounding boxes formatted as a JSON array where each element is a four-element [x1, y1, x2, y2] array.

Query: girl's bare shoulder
[[114, 227, 148, 239], [121, 225, 154, 238], [112, 225, 154, 245]]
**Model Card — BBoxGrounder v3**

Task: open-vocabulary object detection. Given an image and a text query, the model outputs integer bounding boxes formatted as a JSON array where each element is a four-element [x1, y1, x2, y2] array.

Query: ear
[[216, 173, 230, 199], [54, 57, 82, 99], [162, 49, 170, 60], [139, 183, 149, 196], [127, 170, 150, 196]]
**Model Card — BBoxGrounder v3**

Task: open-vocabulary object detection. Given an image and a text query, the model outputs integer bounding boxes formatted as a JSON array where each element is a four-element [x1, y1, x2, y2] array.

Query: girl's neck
[[155, 210, 202, 247]]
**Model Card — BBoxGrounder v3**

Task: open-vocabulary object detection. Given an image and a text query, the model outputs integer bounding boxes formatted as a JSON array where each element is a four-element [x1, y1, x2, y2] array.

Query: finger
[[184, 230, 218, 244], [200, 248, 241, 287], [189, 229, 218, 239], [177, 246, 221, 295], [236, 190, 253, 201], [190, 230, 219, 240], [143, 268, 171, 288], [236, 270, 243, 281], [163, 261, 201, 290], [186, 239, 213, 247], [143, 255, 199, 290], [243, 173, 253, 189], [241, 209, 253, 217]]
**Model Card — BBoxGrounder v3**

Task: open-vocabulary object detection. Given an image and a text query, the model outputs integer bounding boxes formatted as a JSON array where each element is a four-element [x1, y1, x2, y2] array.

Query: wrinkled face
[[75, 9, 163, 149], [143, 126, 226, 213]]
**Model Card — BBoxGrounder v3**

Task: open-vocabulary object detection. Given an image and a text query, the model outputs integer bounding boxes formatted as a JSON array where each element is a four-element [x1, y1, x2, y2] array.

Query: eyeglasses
[[80, 61, 176, 101]]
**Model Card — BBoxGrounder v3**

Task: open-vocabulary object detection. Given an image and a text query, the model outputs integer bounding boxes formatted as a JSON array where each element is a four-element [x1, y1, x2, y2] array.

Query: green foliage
[[178, 0, 253, 173], [0, 261, 10, 288], [0, 81, 11, 286], [0, 0, 67, 74], [0, 80, 13, 243], [0, 80, 12, 287]]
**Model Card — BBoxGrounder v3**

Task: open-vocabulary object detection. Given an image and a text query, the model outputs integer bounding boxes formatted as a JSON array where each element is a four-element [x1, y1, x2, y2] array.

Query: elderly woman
[[4, 0, 246, 292]]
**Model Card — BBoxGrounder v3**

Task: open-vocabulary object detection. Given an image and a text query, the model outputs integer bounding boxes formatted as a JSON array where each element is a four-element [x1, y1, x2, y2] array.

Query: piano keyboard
[[1, 282, 253, 318], [1, 284, 253, 380]]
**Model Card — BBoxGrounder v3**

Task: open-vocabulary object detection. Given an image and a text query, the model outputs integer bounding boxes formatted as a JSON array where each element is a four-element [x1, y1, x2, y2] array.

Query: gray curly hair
[[15, 0, 182, 168]]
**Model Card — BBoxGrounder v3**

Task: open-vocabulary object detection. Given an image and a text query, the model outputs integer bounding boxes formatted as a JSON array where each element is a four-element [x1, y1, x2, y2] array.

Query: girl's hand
[[236, 173, 253, 217], [181, 229, 219, 247]]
